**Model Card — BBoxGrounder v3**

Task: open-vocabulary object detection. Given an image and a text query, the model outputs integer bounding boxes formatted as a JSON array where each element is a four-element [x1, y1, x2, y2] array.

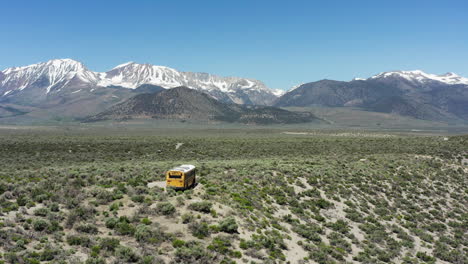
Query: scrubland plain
[[0, 127, 466, 264]]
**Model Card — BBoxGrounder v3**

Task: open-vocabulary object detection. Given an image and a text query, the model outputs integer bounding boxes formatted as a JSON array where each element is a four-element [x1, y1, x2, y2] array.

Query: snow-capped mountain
[[1, 59, 99, 96], [98, 62, 278, 105], [0, 59, 279, 106], [368, 70, 468, 85], [98, 62, 184, 88]]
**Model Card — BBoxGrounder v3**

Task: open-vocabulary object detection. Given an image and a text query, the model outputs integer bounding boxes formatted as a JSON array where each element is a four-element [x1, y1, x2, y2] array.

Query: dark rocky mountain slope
[[86, 87, 317, 124], [275, 71, 468, 122]]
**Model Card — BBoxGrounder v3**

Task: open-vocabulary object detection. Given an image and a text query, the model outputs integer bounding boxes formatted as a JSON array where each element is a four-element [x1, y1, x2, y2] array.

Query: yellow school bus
[[166, 164, 196, 190]]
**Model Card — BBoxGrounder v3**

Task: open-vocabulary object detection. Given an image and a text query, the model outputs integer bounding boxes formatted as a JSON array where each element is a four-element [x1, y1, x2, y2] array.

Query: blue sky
[[1, 0, 467, 90]]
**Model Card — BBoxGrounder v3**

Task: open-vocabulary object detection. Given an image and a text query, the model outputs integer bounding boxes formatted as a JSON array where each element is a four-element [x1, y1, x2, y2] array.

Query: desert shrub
[[411, 228, 433, 243], [239, 239, 257, 250], [76, 223, 98, 234], [175, 196, 185, 206], [139, 255, 167, 264], [85, 258, 106, 264], [281, 214, 297, 224], [374, 206, 390, 216], [105, 217, 119, 229], [188, 201, 212, 213], [140, 217, 152, 225], [134, 224, 152, 242], [1, 201, 19, 213], [66, 235, 92, 247], [105, 216, 136, 235], [293, 224, 323, 242], [250, 231, 287, 260], [134, 224, 165, 244], [314, 198, 333, 209], [38, 245, 61, 261], [173, 241, 212, 264], [34, 193, 50, 203], [99, 237, 120, 251], [139, 255, 161, 264], [189, 221, 210, 239], [156, 202, 176, 215], [327, 219, 350, 234], [230, 193, 254, 211], [205, 186, 219, 195], [94, 188, 117, 204], [16, 195, 29, 206], [360, 222, 388, 244], [328, 232, 352, 253], [33, 219, 49, 232], [0, 183, 6, 195], [309, 243, 345, 263], [115, 246, 140, 262], [172, 239, 186, 248], [433, 242, 466, 263], [207, 236, 232, 255], [231, 250, 242, 258], [66, 206, 96, 227], [33, 207, 50, 217], [218, 217, 238, 233], [181, 213, 194, 224], [271, 190, 288, 205], [416, 252, 435, 263], [49, 202, 60, 212], [426, 222, 446, 233], [3, 252, 21, 263], [210, 209, 217, 218], [48, 220, 63, 233], [344, 208, 364, 222], [131, 195, 145, 203], [109, 202, 120, 212], [438, 235, 460, 249], [116, 221, 136, 236]]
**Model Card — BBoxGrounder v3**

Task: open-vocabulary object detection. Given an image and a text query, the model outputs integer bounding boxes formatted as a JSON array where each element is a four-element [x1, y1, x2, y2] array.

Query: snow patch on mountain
[[2, 90, 12, 96], [369, 70, 468, 85], [112, 61, 135, 69], [272, 89, 286, 97], [289, 83, 305, 92]]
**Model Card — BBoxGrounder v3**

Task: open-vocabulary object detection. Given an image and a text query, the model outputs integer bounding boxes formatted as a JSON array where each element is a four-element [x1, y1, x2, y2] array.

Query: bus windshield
[[169, 174, 182, 179]]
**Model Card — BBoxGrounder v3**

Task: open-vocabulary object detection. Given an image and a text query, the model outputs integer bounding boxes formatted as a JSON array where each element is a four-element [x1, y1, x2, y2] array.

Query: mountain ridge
[[86, 86, 317, 125], [368, 70, 468, 85], [287, 70, 468, 92], [276, 70, 468, 122], [0, 59, 280, 106], [1, 60, 467, 124]]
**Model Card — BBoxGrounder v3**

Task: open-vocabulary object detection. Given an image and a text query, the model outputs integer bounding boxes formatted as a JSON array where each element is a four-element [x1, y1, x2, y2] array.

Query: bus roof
[[169, 164, 196, 173]]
